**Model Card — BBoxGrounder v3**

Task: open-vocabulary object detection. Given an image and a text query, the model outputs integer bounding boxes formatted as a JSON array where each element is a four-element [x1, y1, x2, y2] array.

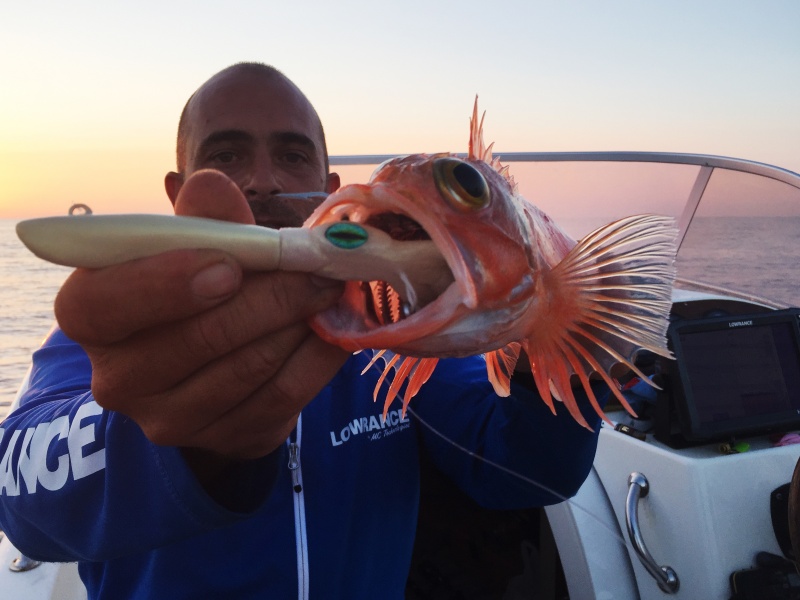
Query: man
[[0, 63, 603, 599]]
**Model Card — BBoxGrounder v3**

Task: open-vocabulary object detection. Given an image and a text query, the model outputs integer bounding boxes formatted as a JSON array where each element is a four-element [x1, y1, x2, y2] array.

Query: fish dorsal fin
[[468, 96, 491, 162], [522, 214, 678, 429], [467, 97, 517, 192]]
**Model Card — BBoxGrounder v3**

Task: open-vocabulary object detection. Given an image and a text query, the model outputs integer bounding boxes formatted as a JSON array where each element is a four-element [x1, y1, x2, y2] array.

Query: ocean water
[[1, 216, 798, 420], [0, 220, 72, 416], [676, 216, 800, 308]]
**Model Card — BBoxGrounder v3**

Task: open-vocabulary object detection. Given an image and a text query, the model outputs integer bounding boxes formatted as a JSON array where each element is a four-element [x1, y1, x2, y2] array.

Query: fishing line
[[405, 404, 629, 549]]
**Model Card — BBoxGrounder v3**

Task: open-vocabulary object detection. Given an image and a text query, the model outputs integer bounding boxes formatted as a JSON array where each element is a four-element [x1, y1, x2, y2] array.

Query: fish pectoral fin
[[552, 214, 678, 373], [485, 343, 522, 397], [521, 215, 677, 426], [527, 347, 593, 429]]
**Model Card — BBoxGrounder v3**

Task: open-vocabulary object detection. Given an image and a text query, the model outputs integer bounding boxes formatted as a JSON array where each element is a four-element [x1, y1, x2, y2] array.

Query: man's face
[[172, 70, 336, 227]]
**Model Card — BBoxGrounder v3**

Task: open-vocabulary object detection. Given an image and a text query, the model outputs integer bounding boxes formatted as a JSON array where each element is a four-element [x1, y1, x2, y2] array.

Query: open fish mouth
[[361, 211, 435, 326], [323, 207, 457, 333], [363, 212, 430, 242]]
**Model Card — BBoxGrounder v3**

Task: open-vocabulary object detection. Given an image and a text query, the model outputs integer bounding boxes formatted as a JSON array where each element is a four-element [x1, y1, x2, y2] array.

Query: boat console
[[657, 307, 800, 449], [547, 302, 800, 600]]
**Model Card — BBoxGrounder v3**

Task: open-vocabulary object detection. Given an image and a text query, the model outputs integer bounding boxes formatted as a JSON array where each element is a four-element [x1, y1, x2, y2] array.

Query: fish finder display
[[668, 308, 800, 442]]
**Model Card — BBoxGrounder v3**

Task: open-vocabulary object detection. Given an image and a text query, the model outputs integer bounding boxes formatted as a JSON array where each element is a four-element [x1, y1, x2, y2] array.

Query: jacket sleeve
[[0, 328, 281, 563], [411, 356, 606, 509]]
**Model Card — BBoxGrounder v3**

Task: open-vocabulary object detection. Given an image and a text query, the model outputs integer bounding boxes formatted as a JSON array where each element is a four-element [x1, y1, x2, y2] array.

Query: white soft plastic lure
[[15, 212, 452, 309]]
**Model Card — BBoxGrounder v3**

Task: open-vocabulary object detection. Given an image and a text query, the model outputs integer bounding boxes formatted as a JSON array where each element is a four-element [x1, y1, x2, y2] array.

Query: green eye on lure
[[325, 222, 369, 249]]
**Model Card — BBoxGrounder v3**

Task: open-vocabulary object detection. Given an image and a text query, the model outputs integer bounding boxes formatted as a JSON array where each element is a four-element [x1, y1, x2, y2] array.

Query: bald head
[[164, 62, 340, 225], [175, 62, 329, 174]]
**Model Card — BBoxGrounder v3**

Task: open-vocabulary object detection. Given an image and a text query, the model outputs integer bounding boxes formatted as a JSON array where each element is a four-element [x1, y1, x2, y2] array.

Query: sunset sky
[[1, 1, 798, 218]]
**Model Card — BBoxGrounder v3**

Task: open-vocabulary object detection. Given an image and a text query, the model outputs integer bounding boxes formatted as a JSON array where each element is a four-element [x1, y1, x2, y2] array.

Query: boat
[[2, 151, 799, 599]]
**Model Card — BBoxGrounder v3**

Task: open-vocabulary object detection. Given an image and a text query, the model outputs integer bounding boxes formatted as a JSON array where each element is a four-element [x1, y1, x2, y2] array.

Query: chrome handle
[[626, 472, 679, 594]]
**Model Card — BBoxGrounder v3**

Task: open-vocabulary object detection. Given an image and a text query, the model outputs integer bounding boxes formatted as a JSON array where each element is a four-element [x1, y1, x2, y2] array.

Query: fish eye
[[433, 157, 490, 211]]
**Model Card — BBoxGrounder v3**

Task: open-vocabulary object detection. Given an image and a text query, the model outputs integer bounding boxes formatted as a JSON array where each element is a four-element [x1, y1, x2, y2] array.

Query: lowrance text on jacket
[[0, 401, 105, 496], [329, 408, 410, 447]]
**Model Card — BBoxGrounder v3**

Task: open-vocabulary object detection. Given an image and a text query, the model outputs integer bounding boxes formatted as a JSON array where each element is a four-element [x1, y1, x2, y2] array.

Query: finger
[[173, 169, 254, 224], [113, 324, 348, 455], [88, 271, 344, 395], [55, 250, 242, 345], [178, 334, 349, 458], [106, 321, 318, 444]]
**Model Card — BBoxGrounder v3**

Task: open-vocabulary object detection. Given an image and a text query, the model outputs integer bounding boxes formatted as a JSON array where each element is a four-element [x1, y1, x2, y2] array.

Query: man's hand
[[54, 170, 348, 460]]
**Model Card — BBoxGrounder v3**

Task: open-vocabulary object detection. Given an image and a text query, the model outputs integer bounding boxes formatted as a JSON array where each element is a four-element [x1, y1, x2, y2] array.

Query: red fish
[[305, 100, 677, 429]]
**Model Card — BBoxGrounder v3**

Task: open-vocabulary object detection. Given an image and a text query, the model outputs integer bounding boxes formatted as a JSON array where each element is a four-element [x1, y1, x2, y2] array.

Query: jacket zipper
[[287, 414, 309, 600]]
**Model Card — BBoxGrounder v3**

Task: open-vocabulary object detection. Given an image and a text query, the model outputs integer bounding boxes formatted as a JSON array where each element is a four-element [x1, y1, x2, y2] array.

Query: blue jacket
[[0, 328, 603, 599]]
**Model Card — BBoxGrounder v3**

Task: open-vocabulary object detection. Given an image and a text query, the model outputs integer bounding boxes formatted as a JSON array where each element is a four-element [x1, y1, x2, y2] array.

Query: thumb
[[174, 170, 255, 224]]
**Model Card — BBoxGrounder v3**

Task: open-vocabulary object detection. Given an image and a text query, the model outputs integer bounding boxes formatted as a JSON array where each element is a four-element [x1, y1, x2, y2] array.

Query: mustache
[[247, 192, 329, 229]]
